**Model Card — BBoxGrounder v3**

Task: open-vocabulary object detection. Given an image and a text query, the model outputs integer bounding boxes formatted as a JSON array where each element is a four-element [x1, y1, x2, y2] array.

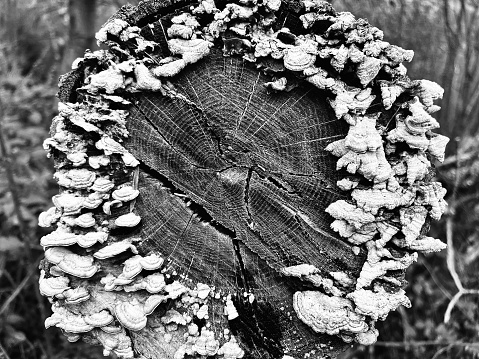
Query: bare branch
[[446, 216, 463, 293], [443, 0, 457, 43], [373, 341, 479, 348], [443, 138, 479, 323], [0, 257, 41, 316]]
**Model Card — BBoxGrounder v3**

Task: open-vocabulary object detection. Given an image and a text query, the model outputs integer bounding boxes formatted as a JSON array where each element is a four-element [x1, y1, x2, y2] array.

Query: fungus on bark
[[39, 0, 448, 358]]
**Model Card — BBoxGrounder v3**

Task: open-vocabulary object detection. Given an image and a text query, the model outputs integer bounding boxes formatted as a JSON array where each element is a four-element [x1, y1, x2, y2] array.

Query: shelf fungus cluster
[[301, 3, 448, 348], [273, 1, 447, 342], [39, 87, 246, 357], [39, 0, 449, 357]]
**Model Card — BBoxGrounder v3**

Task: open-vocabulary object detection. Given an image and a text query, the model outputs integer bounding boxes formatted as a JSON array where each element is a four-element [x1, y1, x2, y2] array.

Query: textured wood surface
[[125, 48, 361, 357]]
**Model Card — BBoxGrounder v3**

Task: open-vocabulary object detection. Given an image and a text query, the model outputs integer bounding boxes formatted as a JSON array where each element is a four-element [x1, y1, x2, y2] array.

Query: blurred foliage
[[0, 1, 119, 357], [0, 0, 478, 359]]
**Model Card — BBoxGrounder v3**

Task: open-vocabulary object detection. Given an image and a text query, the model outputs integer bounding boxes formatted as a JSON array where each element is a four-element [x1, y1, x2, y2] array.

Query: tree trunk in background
[[61, 0, 97, 74], [3, 0, 18, 50]]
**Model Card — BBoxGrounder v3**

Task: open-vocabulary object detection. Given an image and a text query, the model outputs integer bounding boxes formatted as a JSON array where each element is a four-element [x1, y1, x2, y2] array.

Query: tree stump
[[39, 1, 449, 358]]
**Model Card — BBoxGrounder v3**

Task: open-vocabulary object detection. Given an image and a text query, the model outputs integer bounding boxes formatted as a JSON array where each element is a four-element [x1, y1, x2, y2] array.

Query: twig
[[1, 266, 20, 289], [398, 306, 413, 343], [21, 338, 37, 359], [339, 348, 364, 359], [444, 287, 479, 323], [373, 341, 479, 348], [368, 343, 375, 359], [443, 138, 479, 323], [0, 342, 12, 359], [452, 191, 479, 208], [0, 259, 53, 358], [419, 257, 452, 301], [32, 274, 53, 357], [0, 257, 41, 316], [446, 216, 462, 292], [437, 151, 474, 167], [431, 346, 452, 359]]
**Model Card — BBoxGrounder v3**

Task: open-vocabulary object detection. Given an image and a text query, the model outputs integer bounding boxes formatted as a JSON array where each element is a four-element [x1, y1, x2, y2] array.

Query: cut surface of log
[[39, 0, 449, 358]]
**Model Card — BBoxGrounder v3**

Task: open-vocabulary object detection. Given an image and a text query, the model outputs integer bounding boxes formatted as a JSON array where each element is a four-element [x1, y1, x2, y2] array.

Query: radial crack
[[139, 161, 235, 237], [244, 167, 255, 229], [139, 161, 251, 290]]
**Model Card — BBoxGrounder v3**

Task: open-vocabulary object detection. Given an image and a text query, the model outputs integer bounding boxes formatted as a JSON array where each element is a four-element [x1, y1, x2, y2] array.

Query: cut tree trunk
[[40, 1, 449, 358], [122, 48, 358, 358]]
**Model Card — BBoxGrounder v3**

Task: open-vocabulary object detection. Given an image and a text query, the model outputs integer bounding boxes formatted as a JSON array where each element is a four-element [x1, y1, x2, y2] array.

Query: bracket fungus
[[46, 305, 95, 333], [40, 230, 80, 248], [93, 238, 139, 260], [347, 286, 411, 321], [124, 273, 166, 293], [93, 329, 134, 358], [38, 207, 61, 228], [39, 0, 449, 357], [114, 301, 148, 331], [112, 186, 140, 202], [78, 231, 109, 248], [75, 213, 97, 228], [39, 271, 70, 297], [88, 155, 111, 169], [84, 310, 116, 327], [394, 236, 447, 253], [56, 253, 100, 279], [54, 169, 96, 189], [63, 287, 91, 304], [91, 178, 115, 193], [292, 291, 373, 342], [217, 337, 245, 359], [52, 193, 85, 215], [114, 213, 142, 228]]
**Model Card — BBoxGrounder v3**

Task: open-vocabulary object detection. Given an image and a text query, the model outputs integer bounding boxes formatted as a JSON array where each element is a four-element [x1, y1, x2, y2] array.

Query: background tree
[[61, 0, 98, 74]]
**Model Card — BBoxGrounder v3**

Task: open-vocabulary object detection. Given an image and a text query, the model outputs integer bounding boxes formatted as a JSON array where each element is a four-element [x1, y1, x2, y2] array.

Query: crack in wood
[[244, 167, 254, 229], [139, 162, 234, 236], [136, 155, 326, 292], [229, 294, 284, 359], [182, 78, 229, 161], [138, 161, 252, 290]]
